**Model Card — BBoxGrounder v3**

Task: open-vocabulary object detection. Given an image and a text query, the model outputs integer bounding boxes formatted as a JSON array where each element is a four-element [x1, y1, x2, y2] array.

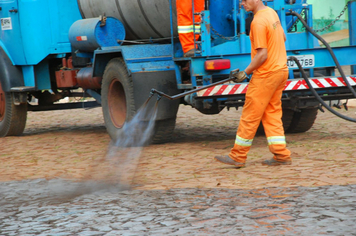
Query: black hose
[[205, 0, 209, 10], [289, 56, 356, 122], [287, 10, 356, 98]]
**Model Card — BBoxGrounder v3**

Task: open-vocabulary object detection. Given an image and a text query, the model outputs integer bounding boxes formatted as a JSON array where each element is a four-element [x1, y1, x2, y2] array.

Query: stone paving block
[[121, 221, 141, 228], [37, 228, 72, 235], [91, 225, 113, 232], [318, 210, 349, 219], [159, 220, 180, 226], [132, 215, 155, 222], [1, 225, 20, 231], [62, 222, 83, 229], [77, 231, 104, 236]]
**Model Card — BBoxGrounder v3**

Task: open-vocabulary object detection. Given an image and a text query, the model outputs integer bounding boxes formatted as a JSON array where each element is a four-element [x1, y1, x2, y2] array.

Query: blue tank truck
[[1, 0, 356, 143]]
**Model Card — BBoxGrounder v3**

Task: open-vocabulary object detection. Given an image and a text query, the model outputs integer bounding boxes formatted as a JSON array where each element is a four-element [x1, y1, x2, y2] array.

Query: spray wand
[[150, 69, 241, 100]]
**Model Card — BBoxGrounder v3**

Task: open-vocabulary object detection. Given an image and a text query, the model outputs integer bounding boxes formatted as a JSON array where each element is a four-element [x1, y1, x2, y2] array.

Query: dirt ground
[[1, 102, 356, 190]]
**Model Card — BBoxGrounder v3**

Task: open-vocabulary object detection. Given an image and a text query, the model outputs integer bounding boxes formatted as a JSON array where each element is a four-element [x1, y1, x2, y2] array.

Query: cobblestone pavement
[[1, 179, 355, 235]]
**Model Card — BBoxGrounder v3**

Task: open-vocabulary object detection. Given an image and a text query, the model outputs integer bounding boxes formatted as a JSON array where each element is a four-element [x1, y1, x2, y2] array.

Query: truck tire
[[286, 107, 318, 133], [0, 82, 27, 137], [151, 118, 177, 144], [281, 108, 295, 131], [101, 58, 177, 144], [102, 58, 136, 142]]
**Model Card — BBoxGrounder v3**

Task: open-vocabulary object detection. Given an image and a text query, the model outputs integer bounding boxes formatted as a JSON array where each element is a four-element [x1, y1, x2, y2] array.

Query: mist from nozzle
[[112, 98, 158, 147], [104, 98, 159, 189]]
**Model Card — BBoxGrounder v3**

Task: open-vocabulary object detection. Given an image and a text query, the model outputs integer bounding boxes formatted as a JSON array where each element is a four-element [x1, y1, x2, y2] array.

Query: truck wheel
[[102, 58, 136, 141], [151, 118, 177, 144], [281, 108, 294, 131], [101, 58, 177, 144], [0, 82, 27, 137], [286, 107, 318, 133]]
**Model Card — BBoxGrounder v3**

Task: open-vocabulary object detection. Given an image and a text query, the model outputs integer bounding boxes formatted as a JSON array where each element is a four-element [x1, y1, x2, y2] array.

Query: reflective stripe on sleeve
[[267, 136, 286, 145], [235, 135, 253, 147]]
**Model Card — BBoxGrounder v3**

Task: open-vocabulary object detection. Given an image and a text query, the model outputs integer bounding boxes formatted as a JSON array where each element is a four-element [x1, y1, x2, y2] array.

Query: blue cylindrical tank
[[77, 0, 176, 40], [69, 17, 125, 52]]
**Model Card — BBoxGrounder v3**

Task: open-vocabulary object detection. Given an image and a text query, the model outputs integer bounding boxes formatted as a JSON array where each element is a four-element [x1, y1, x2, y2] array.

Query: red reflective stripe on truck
[[228, 84, 240, 94], [312, 78, 325, 88], [292, 80, 302, 90], [325, 78, 338, 87], [301, 80, 309, 89], [337, 77, 347, 86], [197, 77, 356, 97], [241, 85, 248, 94], [203, 87, 214, 97], [215, 85, 228, 95]]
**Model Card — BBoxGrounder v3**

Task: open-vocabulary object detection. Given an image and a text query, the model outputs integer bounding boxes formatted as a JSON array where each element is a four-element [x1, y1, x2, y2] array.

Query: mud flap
[[131, 71, 181, 121], [0, 47, 24, 92]]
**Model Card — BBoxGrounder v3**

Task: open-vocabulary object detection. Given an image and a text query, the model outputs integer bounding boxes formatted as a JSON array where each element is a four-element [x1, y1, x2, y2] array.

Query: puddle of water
[[0, 178, 123, 205]]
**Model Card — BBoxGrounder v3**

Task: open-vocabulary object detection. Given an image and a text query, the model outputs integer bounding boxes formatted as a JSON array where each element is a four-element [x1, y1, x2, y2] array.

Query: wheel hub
[[0, 83, 5, 122], [108, 79, 127, 128]]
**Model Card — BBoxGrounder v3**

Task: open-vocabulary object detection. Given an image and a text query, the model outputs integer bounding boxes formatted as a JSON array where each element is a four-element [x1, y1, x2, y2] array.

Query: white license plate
[[287, 55, 315, 68]]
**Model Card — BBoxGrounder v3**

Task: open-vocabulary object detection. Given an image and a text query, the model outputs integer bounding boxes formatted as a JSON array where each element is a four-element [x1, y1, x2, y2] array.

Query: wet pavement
[[0, 179, 355, 235]]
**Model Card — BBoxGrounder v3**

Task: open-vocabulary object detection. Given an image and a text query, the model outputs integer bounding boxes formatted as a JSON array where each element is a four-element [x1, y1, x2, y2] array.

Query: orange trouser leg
[[262, 71, 292, 161], [176, 0, 205, 53], [229, 70, 291, 163]]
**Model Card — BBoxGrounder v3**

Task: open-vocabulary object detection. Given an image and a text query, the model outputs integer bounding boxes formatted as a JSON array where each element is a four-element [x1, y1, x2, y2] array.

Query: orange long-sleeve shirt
[[249, 7, 288, 78]]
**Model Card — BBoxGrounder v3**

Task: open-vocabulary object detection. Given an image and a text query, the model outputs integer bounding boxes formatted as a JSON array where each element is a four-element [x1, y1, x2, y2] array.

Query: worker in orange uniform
[[176, 0, 205, 57], [214, 0, 292, 167]]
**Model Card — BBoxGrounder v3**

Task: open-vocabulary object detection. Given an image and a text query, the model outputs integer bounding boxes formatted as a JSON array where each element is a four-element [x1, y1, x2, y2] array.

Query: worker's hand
[[231, 70, 249, 83]]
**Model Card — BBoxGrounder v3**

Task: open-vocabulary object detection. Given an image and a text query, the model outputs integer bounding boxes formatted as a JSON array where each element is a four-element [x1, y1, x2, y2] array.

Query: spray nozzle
[[149, 89, 156, 97]]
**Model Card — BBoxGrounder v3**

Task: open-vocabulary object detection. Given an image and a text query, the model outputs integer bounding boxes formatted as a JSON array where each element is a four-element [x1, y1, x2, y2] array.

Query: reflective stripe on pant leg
[[262, 70, 291, 161], [267, 136, 286, 145], [178, 25, 193, 34], [177, 25, 200, 52], [267, 136, 289, 161], [193, 0, 203, 41], [267, 136, 291, 161], [228, 135, 253, 163], [176, 0, 204, 53], [229, 75, 273, 163], [235, 135, 253, 147], [176, 0, 193, 53]]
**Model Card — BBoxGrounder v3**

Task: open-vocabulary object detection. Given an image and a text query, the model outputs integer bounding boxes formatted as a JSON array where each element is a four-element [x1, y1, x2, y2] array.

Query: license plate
[[287, 55, 315, 68]]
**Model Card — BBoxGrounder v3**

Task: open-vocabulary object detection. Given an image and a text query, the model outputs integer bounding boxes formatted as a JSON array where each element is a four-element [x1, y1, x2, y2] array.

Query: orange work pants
[[229, 69, 291, 163], [176, 0, 205, 53]]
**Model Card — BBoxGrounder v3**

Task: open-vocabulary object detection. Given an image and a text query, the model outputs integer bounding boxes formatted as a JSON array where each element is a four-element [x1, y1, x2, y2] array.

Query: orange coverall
[[229, 7, 292, 163], [176, 0, 205, 53]]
